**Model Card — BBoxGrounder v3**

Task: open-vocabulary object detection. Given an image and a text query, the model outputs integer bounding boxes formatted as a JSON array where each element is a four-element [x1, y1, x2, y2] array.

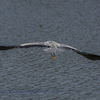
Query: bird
[[0, 40, 100, 60]]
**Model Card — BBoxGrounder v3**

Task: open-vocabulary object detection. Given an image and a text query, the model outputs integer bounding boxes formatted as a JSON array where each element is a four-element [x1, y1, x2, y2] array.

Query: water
[[0, 0, 100, 99]]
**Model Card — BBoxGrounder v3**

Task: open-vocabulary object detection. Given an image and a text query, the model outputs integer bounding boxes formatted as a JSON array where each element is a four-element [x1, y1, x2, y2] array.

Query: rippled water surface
[[0, 0, 100, 100]]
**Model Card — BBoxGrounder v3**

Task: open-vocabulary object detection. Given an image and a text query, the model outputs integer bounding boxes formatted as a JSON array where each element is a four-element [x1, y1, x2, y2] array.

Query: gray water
[[0, 0, 100, 100]]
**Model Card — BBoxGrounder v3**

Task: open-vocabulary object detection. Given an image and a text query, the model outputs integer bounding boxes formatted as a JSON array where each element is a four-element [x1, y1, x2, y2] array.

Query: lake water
[[0, 0, 100, 100]]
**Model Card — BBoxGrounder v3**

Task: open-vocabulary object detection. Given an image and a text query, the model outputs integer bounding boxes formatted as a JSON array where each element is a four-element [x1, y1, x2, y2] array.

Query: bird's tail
[[43, 48, 65, 53]]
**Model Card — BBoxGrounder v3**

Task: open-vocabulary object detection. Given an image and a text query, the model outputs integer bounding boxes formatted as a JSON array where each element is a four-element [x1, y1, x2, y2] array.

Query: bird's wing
[[19, 42, 50, 48], [0, 42, 50, 50], [59, 44, 100, 60], [0, 45, 18, 50]]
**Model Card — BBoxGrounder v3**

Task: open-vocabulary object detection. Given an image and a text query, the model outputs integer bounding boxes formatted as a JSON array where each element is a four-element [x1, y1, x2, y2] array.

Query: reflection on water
[[0, 0, 100, 99]]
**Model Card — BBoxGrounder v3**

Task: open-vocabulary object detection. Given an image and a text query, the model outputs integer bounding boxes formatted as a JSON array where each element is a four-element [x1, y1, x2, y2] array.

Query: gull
[[0, 40, 100, 60]]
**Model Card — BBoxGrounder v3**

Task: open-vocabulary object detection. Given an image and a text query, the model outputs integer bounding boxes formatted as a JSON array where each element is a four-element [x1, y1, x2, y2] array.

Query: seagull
[[0, 40, 100, 60]]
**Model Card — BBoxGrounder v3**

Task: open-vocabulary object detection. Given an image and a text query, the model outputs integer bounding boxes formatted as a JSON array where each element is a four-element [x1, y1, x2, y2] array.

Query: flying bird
[[0, 41, 100, 60]]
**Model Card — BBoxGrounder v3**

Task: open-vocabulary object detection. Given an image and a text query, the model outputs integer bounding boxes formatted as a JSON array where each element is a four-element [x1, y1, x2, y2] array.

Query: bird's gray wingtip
[[76, 51, 100, 60], [0, 45, 19, 50]]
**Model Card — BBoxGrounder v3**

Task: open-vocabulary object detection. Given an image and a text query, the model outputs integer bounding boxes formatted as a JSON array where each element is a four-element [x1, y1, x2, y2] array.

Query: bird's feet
[[52, 56, 55, 59]]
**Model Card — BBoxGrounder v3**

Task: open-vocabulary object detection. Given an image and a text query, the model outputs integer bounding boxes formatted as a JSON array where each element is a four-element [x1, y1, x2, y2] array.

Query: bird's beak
[[52, 56, 55, 59]]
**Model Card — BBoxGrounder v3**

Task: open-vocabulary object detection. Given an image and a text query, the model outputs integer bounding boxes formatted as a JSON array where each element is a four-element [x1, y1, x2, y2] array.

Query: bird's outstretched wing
[[0, 42, 49, 50], [59, 44, 100, 60], [19, 42, 49, 48], [0, 45, 18, 50]]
